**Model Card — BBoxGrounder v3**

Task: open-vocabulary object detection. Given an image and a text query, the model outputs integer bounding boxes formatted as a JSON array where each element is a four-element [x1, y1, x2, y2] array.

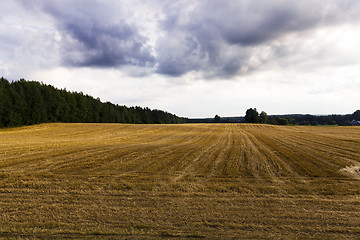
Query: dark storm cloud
[[59, 19, 155, 68], [155, 0, 360, 77], [208, 1, 321, 46], [18, 0, 155, 68]]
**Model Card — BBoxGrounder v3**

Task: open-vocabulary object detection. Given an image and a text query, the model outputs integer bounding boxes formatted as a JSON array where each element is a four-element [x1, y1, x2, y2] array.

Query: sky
[[1, 0, 360, 118]]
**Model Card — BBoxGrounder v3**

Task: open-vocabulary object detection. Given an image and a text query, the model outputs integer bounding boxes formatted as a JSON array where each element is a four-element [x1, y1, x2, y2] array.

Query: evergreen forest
[[0, 78, 186, 128]]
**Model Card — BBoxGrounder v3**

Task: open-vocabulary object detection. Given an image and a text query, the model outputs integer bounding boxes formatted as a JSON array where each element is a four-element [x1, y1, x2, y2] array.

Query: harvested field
[[0, 123, 360, 239]]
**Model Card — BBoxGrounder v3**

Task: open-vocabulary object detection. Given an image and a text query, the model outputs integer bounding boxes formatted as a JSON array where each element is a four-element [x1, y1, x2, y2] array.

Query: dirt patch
[[339, 165, 360, 179]]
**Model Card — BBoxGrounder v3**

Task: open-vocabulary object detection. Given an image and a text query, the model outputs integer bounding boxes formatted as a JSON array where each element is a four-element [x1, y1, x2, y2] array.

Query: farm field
[[1, 123, 360, 239]]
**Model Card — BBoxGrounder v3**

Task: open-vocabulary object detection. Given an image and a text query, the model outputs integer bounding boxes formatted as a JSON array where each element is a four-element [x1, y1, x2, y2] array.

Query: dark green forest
[[0, 78, 186, 128]]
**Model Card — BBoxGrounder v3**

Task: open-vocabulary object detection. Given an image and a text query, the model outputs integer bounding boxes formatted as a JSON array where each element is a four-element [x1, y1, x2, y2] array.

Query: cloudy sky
[[1, 0, 360, 118]]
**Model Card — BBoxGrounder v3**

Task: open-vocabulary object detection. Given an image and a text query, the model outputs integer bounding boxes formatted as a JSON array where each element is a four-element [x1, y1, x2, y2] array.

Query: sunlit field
[[1, 123, 360, 239]]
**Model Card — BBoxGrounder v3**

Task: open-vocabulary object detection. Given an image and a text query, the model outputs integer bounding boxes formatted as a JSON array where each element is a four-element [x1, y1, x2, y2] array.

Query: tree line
[[0, 78, 186, 128], [243, 108, 360, 126], [210, 108, 360, 125]]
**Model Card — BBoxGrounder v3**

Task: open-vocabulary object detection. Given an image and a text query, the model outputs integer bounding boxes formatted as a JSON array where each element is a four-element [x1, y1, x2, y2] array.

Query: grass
[[0, 123, 360, 239]]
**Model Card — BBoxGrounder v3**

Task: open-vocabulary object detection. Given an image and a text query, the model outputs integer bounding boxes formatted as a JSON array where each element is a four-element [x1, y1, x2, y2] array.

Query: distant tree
[[275, 117, 289, 125], [24, 81, 47, 124], [0, 78, 12, 127], [74, 92, 87, 122], [311, 121, 319, 126], [245, 108, 259, 123], [214, 115, 221, 123], [259, 111, 268, 124], [224, 118, 233, 123], [8, 84, 26, 126], [0, 79, 5, 127], [353, 110, 360, 121]]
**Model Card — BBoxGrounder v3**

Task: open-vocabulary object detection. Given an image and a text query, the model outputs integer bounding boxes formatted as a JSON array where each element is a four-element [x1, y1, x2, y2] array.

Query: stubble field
[[0, 123, 360, 239]]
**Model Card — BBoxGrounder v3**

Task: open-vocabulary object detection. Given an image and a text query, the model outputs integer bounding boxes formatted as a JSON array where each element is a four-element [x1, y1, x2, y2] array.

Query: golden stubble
[[1, 123, 360, 239]]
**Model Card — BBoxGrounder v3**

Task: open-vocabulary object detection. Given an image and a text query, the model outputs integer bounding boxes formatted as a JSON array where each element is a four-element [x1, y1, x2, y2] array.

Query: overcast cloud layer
[[1, 0, 360, 117]]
